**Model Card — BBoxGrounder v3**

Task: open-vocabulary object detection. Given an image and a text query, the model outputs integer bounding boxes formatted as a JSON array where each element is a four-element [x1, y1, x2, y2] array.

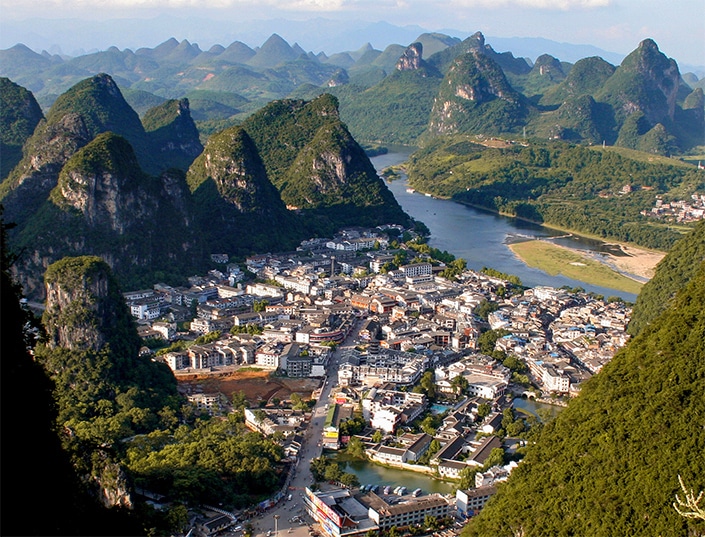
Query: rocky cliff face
[[43, 256, 138, 354], [531, 54, 566, 82], [188, 125, 281, 213], [12, 131, 203, 300], [428, 49, 524, 135], [282, 121, 409, 228], [57, 133, 145, 233], [396, 42, 424, 71], [599, 39, 682, 125], [142, 98, 203, 171], [242, 93, 410, 229], [1, 73, 148, 228], [187, 125, 302, 254]]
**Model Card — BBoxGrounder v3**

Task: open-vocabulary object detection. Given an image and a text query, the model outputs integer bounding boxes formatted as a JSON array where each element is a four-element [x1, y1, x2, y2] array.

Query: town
[[123, 225, 632, 537], [641, 193, 705, 223]]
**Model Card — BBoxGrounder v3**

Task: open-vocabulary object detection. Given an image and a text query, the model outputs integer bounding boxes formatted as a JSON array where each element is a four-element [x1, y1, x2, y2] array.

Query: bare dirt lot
[[176, 368, 321, 405]]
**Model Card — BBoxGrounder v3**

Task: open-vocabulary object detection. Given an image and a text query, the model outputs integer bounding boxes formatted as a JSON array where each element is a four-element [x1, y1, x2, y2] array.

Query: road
[[243, 318, 361, 537]]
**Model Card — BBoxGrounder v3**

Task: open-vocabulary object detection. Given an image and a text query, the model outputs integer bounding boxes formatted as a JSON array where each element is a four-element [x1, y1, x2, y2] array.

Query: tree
[[253, 299, 269, 312], [339, 472, 360, 488], [674, 475, 705, 522], [417, 370, 436, 400], [458, 466, 478, 490], [420, 415, 440, 436], [165, 504, 188, 534], [477, 329, 509, 354], [428, 439, 441, 458], [232, 391, 247, 410], [474, 300, 499, 321], [324, 462, 343, 483], [476, 403, 491, 420], [451, 374, 469, 396], [290, 392, 306, 411], [482, 447, 505, 470], [371, 430, 383, 443], [310, 457, 328, 481], [502, 355, 527, 373], [424, 515, 439, 530], [346, 437, 367, 460]]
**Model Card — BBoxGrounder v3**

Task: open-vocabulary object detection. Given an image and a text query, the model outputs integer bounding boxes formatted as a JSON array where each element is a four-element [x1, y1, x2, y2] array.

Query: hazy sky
[[1, 0, 704, 66]]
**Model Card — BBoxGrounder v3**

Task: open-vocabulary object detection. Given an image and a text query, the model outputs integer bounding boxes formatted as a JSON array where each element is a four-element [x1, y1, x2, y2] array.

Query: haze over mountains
[[0, 17, 638, 67]]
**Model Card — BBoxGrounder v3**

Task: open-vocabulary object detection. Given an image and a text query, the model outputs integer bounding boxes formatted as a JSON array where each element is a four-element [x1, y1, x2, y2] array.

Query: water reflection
[[329, 452, 456, 495]]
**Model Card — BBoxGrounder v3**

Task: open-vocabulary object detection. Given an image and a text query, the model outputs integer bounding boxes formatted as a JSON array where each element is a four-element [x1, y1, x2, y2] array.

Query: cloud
[[1, 0, 351, 10], [2, 0, 610, 11], [448, 0, 610, 8]]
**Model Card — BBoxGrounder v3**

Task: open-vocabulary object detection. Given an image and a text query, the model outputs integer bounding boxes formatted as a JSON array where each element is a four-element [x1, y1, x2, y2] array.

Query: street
[[245, 319, 361, 537]]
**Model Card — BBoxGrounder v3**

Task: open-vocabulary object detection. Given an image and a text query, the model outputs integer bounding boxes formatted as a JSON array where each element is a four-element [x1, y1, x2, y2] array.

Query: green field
[[509, 240, 644, 296]]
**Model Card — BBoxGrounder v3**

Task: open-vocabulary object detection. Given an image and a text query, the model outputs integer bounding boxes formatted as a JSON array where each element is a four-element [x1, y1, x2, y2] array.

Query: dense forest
[[405, 138, 703, 250], [463, 261, 705, 536], [0, 250, 287, 535]]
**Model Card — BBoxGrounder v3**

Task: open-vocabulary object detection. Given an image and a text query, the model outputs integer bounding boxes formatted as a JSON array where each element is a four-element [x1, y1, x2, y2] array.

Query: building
[[303, 488, 378, 537], [455, 486, 497, 518], [188, 393, 224, 416], [362, 388, 427, 434], [362, 492, 452, 529], [400, 263, 433, 279]]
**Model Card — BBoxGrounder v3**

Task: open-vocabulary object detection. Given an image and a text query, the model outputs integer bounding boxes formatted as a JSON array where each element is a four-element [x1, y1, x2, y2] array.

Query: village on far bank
[[123, 223, 632, 536]]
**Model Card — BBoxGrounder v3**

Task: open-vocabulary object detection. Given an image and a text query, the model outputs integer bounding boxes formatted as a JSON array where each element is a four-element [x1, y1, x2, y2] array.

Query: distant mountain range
[[0, 16, 638, 66], [2, 30, 703, 152]]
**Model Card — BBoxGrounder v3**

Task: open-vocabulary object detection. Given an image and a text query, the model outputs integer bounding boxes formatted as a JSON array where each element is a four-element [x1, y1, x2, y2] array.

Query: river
[[371, 149, 638, 302]]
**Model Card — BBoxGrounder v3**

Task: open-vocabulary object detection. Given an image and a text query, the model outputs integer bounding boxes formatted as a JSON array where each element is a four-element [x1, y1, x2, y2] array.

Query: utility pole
[[274, 514, 280, 537]]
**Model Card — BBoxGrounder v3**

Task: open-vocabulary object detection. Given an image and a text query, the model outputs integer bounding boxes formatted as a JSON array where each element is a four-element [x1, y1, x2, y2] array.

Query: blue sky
[[1, 0, 703, 66]]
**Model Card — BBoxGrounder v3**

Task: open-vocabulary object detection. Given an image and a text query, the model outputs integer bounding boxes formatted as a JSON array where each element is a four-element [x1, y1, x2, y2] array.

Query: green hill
[[12, 132, 205, 297], [427, 50, 527, 136], [405, 139, 701, 250], [628, 220, 705, 335], [0, 77, 44, 179], [142, 98, 204, 171], [463, 257, 705, 537], [186, 125, 302, 254], [241, 93, 410, 230], [332, 68, 443, 144], [540, 56, 616, 106]]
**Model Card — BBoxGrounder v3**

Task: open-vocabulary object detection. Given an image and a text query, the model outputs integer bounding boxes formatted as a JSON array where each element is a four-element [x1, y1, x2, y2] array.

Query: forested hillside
[[405, 138, 703, 251], [463, 253, 705, 536], [0, 76, 410, 299], [1, 253, 288, 534], [628, 219, 705, 334]]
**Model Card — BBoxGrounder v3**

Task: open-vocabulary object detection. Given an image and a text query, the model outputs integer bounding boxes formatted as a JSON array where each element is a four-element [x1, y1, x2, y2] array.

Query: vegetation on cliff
[[187, 124, 302, 254], [628, 219, 705, 335], [24, 255, 286, 534], [242, 93, 410, 231], [0, 76, 44, 179], [463, 260, 705, 537]]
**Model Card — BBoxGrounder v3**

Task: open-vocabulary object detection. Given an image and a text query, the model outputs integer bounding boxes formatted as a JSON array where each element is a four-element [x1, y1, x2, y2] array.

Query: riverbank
[[508, 239, 661, 296], [508, 240, 642, 295]]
